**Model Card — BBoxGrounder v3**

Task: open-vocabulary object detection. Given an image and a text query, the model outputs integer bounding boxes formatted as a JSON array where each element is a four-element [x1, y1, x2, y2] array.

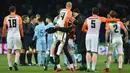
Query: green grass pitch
[[0, 54, 130, 73]]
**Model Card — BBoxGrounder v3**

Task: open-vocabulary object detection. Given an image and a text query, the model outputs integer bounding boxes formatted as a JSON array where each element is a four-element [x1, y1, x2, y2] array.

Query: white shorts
[[86, 34, 99, 52], [56, 31, 67, 42], [7, 36, 22, 50], [108, 38, 123, 54], [51, 31, 66, 49]]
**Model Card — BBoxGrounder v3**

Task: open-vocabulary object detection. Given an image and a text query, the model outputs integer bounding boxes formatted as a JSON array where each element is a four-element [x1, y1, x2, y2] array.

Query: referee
[[123, 20, 130, 64]]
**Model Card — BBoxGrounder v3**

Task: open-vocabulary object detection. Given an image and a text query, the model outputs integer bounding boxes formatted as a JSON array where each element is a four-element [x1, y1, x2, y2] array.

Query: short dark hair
[[92, 7, 99, 15], [22, 15, 29, 21], [109, 10, 117, 18], [46, 16, 52, 22], [73, 8, 80, 13], [38, 17, 43, 22], [30, 15, 36, 21], [9, 6, 16, 12]]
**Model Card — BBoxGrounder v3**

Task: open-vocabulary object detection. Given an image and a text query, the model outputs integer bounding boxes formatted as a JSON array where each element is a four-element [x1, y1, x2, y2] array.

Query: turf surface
[[0, 54, 129, 73]]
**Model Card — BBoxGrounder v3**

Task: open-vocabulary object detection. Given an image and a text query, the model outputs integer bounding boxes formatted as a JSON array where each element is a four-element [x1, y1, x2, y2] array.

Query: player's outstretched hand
[[2, 37, 6, 43]]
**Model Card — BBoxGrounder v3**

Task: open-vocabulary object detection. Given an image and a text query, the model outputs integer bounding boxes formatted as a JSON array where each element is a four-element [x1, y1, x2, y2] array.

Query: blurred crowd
[[0, 0, 130, 27], [0, 0, 130, 43]]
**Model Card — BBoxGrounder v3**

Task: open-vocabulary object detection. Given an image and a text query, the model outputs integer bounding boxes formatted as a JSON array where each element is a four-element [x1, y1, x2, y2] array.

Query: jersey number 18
[[8, 19, 17, 28]]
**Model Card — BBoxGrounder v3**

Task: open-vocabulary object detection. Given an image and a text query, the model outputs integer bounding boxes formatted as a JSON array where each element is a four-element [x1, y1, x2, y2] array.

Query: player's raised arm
[[2, 17, 7, 37], [105, 23, 110, 46], [82, 19, 88, 33], [119, 21, 128, 42], [19, 16, 24, 37]]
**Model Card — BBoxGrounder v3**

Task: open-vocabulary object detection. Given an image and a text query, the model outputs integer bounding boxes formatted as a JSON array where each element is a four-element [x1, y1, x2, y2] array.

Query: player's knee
[[7, 49, 12, 54], [118, 53, 124, 56], [109, 45, 113, 49], [20, 49, 25, 53], [15, 49, 20, 53], [27, 50, 32, 54], [108, 53, 112, 56]]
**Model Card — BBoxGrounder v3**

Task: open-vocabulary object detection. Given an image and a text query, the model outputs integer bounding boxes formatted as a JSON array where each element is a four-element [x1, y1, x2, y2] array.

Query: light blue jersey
[[46, 23, 54, 50], [33, 22, 46, 51]]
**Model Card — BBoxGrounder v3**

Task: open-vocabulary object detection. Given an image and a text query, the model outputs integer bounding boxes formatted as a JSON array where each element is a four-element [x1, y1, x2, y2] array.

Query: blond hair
[[66, 2, 72, 8]]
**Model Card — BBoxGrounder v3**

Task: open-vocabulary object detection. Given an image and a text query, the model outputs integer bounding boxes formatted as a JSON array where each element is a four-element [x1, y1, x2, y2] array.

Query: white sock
[[86, 53, 91, 69], [57, 64, 61, 68], [67, 64, 70, 68], [15, 51, 20, 64], [106, 55, 111, 68], [118, 55, 123, 68], [7, 53, 12, 67], [92, 53, 97, 71], [70, 64, 73, 68], [73, 54, 77, 67]]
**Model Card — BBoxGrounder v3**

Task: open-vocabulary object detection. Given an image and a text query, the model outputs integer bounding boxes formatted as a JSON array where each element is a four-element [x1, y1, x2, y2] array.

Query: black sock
[[82, 53, 86, 65], [34, 53, 38, 64], [55, 55, 60, 64], [63, 43, 73, 64], [20, 53, 23, 64], [20, 53, 25, 65], [27, 53, 32, 64]]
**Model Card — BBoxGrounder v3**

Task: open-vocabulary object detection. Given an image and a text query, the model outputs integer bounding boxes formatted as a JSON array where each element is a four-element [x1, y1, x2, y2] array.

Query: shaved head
[[66, 2, 72, 9]]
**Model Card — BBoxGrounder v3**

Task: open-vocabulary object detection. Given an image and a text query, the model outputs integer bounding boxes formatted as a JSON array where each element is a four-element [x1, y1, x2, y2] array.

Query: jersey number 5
[[91, 20, 95, 28], [113, 24, 118, 33], [8, 19, 17, 28]]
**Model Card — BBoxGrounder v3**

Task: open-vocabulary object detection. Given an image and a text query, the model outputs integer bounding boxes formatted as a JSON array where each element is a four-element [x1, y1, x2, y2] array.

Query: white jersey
[[106, 21, 124, 40], [106, 21, 125, 54], [2, 13, 23, 49], [57, 8, 72, 27], [2, 14, 23, 38], [82, 15, 106, 37], [56, 8, 72, 41], [86, 17, 101, 36]]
